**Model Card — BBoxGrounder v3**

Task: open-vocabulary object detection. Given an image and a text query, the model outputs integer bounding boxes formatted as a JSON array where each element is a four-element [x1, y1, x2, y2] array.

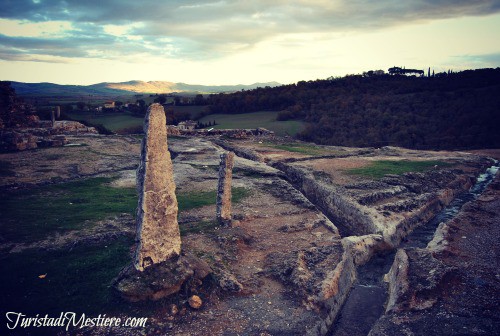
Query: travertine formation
[[216, 151, 235, 224], [134, 103, 181, 271]]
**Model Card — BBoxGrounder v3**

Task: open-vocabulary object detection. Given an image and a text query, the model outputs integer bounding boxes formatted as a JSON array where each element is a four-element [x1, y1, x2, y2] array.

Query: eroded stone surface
[[134, 103, 181, 271], [216, 151, 234, 224], [371, 175, 500, 336]]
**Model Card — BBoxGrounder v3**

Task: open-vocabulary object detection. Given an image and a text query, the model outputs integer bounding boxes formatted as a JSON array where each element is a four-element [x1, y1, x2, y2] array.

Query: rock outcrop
[[134, 103, 181, 271], [216, 151, 235, 224], [371, 174, 500, 335]]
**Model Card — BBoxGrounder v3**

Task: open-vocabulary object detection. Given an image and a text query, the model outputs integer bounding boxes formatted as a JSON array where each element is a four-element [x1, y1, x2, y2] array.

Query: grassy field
[[0, 177, 250, 243], [0, 237, 134, 316], [67, 105, 207, 133], [347, 160, 452, 179], [198, 111, 306, 136], [173, 105, 207, 120], [0, 177, 138, 243], [66, 111, 144, 133], [0, 177, 251, 321]]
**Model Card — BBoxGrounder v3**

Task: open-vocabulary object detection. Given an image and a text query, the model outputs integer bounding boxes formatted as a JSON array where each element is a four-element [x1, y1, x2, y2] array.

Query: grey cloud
[[452, 53, 500, 66], [0, 49, 71, 63], [1, 0, 500, 61]]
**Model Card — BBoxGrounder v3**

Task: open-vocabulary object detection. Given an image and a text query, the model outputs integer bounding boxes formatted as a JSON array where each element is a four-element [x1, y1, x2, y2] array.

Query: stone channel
[[328, 161, 499, 336]]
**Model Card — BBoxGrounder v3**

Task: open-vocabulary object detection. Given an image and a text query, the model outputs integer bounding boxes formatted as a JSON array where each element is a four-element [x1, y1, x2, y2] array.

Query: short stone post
[[50, 110, 55, 127], [134, 103, 181, 271], [55, 106, 61, 119], [216, 152, 235, 225]]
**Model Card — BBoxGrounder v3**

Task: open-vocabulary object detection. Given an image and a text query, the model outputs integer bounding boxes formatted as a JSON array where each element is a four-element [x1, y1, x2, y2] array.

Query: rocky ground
[[371, 174, 500, 336], [0, 134, 498, 336]]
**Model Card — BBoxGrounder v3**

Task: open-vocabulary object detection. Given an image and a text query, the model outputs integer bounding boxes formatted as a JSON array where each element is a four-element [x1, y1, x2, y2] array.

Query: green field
[[198, 111, 306, 136], [66, 111, 144, 133], [0, 177, 252, 317], [67, 105, 207, 134], [347, 160, 452, 179]]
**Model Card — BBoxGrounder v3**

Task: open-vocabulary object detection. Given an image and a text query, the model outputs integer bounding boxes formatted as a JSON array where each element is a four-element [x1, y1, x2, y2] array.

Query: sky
[[0, 0, 500, 86]]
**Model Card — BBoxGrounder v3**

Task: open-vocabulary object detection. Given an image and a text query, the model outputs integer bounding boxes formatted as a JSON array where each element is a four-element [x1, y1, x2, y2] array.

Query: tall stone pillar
[[134, 103, 181, 271], [216, 152, 235, 224]]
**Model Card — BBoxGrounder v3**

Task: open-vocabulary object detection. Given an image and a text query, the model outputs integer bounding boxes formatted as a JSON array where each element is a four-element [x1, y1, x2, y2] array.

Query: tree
[[194, 94, 205, 105], [154, 95, 167, 104]]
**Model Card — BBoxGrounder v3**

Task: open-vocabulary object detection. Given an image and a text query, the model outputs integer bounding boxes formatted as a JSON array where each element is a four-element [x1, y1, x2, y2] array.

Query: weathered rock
[[216, 151, 235, 224], [113, 253, 211, 302], [134, 103, 181, 271], [188, 295, 203, 309], [114, 258, 193, 302], [217, 269, 243, 292], [384, 248, 409, 313]]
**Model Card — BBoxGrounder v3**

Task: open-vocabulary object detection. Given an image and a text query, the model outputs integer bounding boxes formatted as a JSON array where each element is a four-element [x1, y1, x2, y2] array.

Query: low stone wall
[[274, 162, 377, 236]]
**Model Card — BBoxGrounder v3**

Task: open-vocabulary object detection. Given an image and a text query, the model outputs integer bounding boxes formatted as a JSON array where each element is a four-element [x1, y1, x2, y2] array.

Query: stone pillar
[[51, 110, 55, 127], [55, 106, 61, 119], [216, 152, 235, 224], [134, 103, 181, 271]]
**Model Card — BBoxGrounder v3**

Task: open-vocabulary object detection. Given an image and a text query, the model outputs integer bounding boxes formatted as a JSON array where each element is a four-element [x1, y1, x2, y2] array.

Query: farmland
[[198, 111, 306, 136]]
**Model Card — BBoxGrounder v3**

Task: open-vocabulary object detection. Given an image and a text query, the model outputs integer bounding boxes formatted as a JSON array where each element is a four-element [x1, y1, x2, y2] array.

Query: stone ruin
[[0, 82, 97, 152], [216, 151, 235, 224], [134, 103, 181, 271]]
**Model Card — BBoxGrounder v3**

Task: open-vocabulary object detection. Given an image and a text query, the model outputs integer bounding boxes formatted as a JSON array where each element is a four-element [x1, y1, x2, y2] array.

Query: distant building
[[104, 101, 115, 109], [178, 120, 197, 131]]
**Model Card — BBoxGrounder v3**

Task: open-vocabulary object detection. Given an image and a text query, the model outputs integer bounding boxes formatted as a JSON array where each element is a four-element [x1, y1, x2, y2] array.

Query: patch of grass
[[177, 187, 250, 212], [347, 160, 452, 179], [198, 111, 306, 137], [180, 220, 218, 236], [0, 160, 16, 177], [0, 177, 137, 243], [266, 143, 338, 156], [0, 237, 133, 316], [259, 141, 346, 157]]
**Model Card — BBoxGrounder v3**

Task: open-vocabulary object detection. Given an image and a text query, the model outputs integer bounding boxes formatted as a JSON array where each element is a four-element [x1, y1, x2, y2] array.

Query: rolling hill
[[8, 80, 281, 96]]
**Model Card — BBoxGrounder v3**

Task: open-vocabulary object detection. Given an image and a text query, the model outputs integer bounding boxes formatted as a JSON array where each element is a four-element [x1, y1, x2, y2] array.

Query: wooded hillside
[[206, 68, 500, 149]]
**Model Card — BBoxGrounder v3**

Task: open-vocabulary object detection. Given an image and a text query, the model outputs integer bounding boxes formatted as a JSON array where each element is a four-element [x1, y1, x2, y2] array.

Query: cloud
[[1, 0, 500, 61], [451, 53, 500, 67]]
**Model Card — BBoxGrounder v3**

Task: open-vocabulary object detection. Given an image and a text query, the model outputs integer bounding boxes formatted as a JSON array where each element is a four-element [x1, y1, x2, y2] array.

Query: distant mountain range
[[8, 80, 282, 96]]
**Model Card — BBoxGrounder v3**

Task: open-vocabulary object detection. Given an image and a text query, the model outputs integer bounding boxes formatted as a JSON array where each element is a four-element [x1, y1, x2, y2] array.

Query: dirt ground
[[1, 135, 498, 336]]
